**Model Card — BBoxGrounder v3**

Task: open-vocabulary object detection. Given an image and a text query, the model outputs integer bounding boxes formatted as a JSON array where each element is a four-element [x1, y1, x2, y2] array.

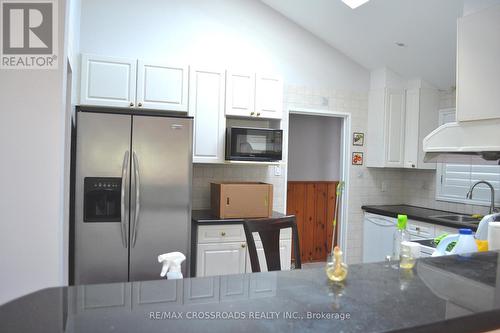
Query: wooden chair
[[243, 215, 301, 272]]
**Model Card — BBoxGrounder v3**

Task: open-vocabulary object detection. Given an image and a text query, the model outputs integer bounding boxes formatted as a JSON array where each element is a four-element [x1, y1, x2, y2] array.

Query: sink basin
[[429, 214, 481, 224]]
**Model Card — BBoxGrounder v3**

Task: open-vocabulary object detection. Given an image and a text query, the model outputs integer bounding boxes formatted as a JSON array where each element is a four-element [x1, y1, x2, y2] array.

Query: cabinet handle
[[250, 112, 255, 116], [412, 164, 416, 168], [129, 102, 134, 107], [221, 232, 226, 236], [257, 112, 261, 117], [241, 244, 246, 248], [138, 102, 143, 107]]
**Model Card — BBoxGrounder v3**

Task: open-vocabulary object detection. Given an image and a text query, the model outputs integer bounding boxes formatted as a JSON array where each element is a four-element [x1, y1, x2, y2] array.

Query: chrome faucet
[[466, 180, 498, 214]]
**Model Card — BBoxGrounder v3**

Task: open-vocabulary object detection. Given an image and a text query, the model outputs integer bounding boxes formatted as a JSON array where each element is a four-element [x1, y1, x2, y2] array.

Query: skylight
[[342, 0, 370, 9]]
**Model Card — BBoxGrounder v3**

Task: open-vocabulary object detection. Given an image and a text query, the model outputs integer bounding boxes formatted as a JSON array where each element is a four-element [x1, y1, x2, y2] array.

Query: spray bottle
[[158, 252, 186, 279]]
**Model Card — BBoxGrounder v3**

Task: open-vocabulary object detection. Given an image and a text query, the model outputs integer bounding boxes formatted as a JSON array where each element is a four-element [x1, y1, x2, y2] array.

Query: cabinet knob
[[221, 232, 226, 236], [250, 112, 255, 116], [138, 102, 143, 107], [412, 164, 416, 168], [257, 112, 261, 117], [129, 102, 134, 107], [416, 227, 421, 232], [241, 244, 246, 248]]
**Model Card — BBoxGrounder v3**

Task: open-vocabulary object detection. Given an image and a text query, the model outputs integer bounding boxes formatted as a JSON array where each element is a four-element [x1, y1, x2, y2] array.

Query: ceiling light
[[342, 0, 370, 9]]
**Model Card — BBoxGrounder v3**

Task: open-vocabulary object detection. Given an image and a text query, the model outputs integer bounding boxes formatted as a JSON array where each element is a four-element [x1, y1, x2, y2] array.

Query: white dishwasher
[[362, 213, 397, 263]]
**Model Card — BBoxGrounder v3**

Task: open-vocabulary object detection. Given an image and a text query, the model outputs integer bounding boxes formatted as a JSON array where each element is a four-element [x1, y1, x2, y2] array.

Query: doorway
[[285, 109, 350, 264]]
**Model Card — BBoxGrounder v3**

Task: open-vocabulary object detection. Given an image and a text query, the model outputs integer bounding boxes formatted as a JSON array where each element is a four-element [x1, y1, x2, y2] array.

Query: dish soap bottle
[[326, 246, 348, 282], [393, 214, 409, 261]]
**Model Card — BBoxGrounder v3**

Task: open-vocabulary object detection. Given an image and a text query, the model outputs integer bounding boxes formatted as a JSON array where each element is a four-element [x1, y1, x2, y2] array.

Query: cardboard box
[[210, 182, 273, 219]]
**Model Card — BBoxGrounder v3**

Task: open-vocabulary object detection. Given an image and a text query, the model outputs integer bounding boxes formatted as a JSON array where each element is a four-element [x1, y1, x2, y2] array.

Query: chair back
[[243, 216, 301, 272]]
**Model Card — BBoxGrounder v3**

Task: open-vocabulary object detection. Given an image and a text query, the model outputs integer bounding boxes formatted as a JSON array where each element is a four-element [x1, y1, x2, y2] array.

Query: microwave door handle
[[120, 151, 130, 248], [131, 151, 141, 248]]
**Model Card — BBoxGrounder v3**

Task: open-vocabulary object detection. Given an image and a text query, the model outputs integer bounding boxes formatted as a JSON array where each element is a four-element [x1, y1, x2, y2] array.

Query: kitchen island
[[1, 252, 500, 333]]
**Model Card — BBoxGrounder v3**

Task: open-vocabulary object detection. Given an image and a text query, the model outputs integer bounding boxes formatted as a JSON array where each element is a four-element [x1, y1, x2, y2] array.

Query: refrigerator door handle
[[131, 151, 141, 248], [121, 150, 130, 248]]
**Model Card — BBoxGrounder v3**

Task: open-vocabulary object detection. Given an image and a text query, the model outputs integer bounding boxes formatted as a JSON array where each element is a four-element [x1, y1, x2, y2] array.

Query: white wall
[[288, 114, 342, 181], [0, 1, 69, 304], [463, 0, 500, 15], [79, 0, 369, 91]]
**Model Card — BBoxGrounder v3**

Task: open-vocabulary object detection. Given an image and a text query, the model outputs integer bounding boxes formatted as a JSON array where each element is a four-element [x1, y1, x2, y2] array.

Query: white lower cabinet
[[196, 242, 247, 277], [407, 219, 459, 241], [246, 239, 291, 272], [196, 225, 292, 277]]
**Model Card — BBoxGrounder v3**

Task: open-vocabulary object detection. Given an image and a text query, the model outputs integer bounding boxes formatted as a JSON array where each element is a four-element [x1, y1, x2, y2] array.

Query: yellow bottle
[[326, 246, 349, 282]]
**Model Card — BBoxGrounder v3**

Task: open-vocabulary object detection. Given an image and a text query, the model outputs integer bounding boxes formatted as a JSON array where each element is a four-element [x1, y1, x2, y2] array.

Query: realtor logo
[[1, 0, 58, 69]]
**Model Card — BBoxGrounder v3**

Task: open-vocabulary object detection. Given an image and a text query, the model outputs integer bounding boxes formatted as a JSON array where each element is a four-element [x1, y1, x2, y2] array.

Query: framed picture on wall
[[352, 152, 363, 165], [353, 132, 364, 146]]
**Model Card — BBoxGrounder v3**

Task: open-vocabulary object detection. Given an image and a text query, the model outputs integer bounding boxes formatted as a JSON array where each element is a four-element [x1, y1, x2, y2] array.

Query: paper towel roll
[[487, 222, 500, 251]]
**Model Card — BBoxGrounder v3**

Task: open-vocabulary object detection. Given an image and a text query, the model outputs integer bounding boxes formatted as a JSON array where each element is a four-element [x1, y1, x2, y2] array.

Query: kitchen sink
[[429, 214, 481, 224]]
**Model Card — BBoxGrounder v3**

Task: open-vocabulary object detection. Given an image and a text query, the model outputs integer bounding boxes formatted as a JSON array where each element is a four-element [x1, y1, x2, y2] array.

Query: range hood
[[423, 4, 500, 165], [423, 118, 500, 164]]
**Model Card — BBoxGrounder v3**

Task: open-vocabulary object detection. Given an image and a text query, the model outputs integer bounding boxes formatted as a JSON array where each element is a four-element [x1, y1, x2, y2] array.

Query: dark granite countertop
[[2, 252, 500, 333], [192, 209, 287, 224], [362, 204, 480, 230]]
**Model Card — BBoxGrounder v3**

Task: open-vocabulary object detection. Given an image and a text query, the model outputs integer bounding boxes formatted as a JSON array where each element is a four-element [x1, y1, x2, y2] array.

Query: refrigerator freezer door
[[75, 112, 132, 284], [129, 116, 193, 281]]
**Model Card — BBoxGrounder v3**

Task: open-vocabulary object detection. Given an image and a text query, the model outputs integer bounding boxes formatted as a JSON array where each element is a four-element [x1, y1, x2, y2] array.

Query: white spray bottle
[[158, 252, 186, 279]]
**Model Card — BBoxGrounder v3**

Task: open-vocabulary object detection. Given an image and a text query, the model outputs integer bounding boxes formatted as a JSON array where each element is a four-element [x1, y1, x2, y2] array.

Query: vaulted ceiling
[[261, 0, 464, 89]]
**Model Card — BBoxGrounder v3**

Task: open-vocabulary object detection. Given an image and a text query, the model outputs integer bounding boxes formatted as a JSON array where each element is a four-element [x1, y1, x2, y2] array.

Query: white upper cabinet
[[225, 70, 256, 117], [80, 54, 137, 108], [136, 61, 189, 111], [457, 6, 500, 122], [226, 70, 283, 119], [384, 88, 406, 168], [81, 55, 188, 112], [367, 71, 440, 169], [255, 74, 283, 119], [404, 88, 438, 169], [368, 88, 406, 168], [189, 67, 226, 163]]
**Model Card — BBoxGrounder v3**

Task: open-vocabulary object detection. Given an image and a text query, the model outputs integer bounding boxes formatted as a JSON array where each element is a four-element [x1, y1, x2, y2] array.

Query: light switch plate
[[274, 165, 282, 176]]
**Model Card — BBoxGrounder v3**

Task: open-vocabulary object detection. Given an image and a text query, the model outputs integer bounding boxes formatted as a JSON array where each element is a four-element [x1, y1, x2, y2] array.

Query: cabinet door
[[280, 239, 292, 270], [225, 71, 255, 117], [385, 88, 406, 167], [80, 54, 137, 108], [404, 88, 420, 169], [196, 242, 246, 277], [136, 61, 188, 111], [255, 74, 283, 119], [407, 220, 434, 240], [245, 239, 291, 273], [457, 7, 500, 121], [189, 67, 226, 163]]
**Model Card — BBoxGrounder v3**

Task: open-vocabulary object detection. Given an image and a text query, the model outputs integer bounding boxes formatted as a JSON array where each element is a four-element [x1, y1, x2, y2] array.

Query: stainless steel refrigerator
[[73, 109, 192, 285]]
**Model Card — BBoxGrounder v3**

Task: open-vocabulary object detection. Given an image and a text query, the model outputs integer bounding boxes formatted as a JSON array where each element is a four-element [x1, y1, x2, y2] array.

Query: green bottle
[[393, 214, 409, 260]]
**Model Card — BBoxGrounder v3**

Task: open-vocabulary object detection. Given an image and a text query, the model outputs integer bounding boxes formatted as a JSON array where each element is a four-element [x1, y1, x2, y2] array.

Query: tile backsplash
[[192, 164, 285, 212]]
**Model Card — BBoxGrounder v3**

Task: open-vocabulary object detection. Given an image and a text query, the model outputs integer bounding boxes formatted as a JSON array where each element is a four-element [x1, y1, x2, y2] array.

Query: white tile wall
[[192, 164, 285, 212], [192, 88, 463, 265], [283, 84, 404, 264]]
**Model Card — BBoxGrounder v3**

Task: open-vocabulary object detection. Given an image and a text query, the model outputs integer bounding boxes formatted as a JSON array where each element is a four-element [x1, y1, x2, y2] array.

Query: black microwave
[[226, 127, 283, 162]]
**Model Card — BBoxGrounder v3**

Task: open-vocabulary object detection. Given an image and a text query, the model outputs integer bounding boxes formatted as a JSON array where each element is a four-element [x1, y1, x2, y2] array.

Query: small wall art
[[352, 152, 363, 165], [353, 132, 364, 146]]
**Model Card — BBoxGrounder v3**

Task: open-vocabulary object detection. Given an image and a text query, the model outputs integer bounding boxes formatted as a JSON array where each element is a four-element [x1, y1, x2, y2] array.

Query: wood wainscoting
[[286, 181, 339, 263]]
